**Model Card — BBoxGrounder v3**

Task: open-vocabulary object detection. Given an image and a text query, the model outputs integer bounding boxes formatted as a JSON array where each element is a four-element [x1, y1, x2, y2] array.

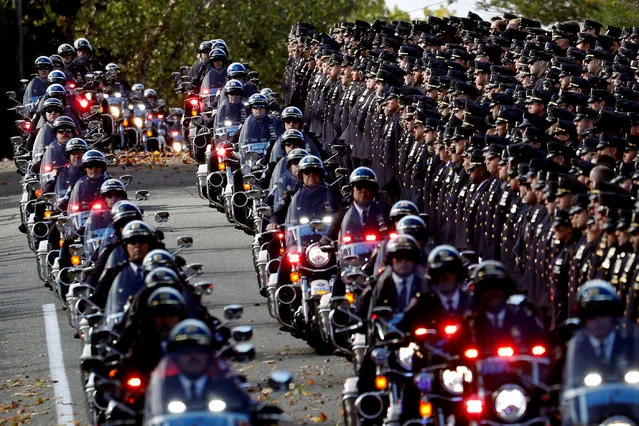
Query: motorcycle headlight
[[493, 384, 527, 422], [109, 106, 120, 118], [167, 400, 186, 414], [224, 120, 232, 126], [441, 366, 471, 395], [584, 373, 602, 387], [306, 243, 330, 267], [133, 117, 144, 128], [625, 371, 639, 384], [114, 92, 122, 98], [208, 399, 226, 412], [172, 141, 183, 153], [601, 416, 637, 426]]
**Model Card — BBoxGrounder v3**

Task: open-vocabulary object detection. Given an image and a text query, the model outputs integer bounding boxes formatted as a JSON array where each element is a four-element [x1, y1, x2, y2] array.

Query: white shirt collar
[[392, 273, 414, 305], [486, 308, 507, 328]]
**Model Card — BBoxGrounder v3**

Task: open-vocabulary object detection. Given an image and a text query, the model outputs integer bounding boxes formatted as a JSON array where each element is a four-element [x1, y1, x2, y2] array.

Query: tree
[[423, 4, 456, 18], [477, 0, 639, 27]]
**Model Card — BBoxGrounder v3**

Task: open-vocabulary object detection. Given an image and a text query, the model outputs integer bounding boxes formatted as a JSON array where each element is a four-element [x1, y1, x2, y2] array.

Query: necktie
[[361, 209, 368, 227], [398, 280, 408, 311], [136, 267, 144, 282], [190, 381, 198, 401], [598, 340, 607, 362]]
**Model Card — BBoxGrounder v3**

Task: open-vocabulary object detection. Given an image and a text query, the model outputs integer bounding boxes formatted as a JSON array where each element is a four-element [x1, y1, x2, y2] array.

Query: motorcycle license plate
[[310, 279, 331, 296], [242, 142, 268, 155]]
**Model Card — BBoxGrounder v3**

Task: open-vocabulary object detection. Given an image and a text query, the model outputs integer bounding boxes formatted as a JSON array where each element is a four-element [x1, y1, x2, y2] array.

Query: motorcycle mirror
[[243, 174, 257, 185], [176, 236, 193, 248], [104, 154, 116, 165], [231, 343, 255, 362], [90, 105, 102, 114], [190, 116, 203, 125], [246, 189, 264, 200], [340, 184, 351, 194], [153, 211, 170, 223], [244, 151, 260, 163], [268, 371, 293, 392], [171, 72, 181, 78], [69, 243, 85, 257], [119, 175, 133, 186], [331, 144, 347, 154], [224, 304, 243, 320], [556, 318, 581, 344], [6, 91, 16, 100], [256, 205, 272, 217], [10, 136, 23, 147], [192, 281, 213, 296], [135, 190, 150, 201], [41, 192, 57, 202], [88, 120, 101, 130], [334, 167, 349, 177], [232, 325, 253, 342], [158, 99, 166, 106], [185, 263, 204, 275], [371, 306, 393, 321], [20, 79, 29, 86]]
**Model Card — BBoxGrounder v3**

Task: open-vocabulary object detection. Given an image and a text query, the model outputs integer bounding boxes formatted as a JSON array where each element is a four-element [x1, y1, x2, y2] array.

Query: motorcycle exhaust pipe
[[32, 221, 50, 238], [207, 172, 225, 188], [355, 392, 385, 420], [232, 191, 248, 208], [275, 284, 297, 305]]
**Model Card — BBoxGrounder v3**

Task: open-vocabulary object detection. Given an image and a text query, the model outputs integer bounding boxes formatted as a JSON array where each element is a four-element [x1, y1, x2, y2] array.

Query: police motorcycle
[[199, 80, 247, 205], [141, 320, 292, 426], [118, 84, 148, 151], [559, 280, 639, 426], [101, 87, 127, 150], [341, 306, 417, 426], [171, 66, 202, 136], [165, 108, 187, 153]]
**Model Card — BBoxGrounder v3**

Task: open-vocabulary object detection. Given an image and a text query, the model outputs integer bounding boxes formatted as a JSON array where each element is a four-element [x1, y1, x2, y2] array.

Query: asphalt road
[[0, 158, 351, 425]]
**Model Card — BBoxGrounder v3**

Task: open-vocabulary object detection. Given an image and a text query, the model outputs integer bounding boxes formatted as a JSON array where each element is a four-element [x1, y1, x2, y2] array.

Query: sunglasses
[[354, 182, 375, 191], [45, 109, 62, 114], [57, 128, 73, 134], [37, 66, 52, 71], [84, 164, 102, 169], [126, 237, 150, 245]]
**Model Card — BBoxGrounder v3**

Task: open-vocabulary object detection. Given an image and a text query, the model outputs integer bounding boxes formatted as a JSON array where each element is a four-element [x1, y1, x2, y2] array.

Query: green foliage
[[477, 0, 639, 27], [423, 4, 457, 18], [71, 0, 386, 104]]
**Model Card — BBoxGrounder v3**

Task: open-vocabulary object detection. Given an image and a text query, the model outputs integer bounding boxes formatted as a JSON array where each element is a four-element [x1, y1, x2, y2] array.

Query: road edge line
[[42, 303, 75, 425]]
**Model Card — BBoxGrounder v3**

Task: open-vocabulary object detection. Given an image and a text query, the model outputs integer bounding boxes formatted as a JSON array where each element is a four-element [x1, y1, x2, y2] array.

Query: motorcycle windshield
[[285, 221, 330, 250], [144, 414, 250, 426], [561, 384, 639, 425], [144, 349, 251, 421], [104, 271, 144, 326], [338, 241, 379, 269], [84, 208, 112, 261], [39, 144, 67, 188]]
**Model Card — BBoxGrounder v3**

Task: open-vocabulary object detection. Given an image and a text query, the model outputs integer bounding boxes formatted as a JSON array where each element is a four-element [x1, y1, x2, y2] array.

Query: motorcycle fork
[[301, 275, 310, 324]]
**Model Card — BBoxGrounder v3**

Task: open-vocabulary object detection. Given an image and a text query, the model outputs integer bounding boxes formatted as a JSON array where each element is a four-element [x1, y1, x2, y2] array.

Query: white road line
[[42, 303, 75, 425]]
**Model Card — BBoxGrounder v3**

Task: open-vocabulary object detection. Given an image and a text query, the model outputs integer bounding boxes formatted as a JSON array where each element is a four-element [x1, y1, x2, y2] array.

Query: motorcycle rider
[[94, 220, 159, 310], [57, 43, 80, 80], [27, 97, 63, 154], [238, 94, 284, 153], [212, 80, 247, 128], [103, 63, 132, 98], [130, 83, 145, 102], [262, 106, 322, 166], [43, 137, 87, 200], [200, 48, 228, 100], [23, 56, 52, 105], [562, 280, 639, 387], [269, 155, 341, 228], [85, 201, 143, 288], [144, 319, 250, 417], [399, 245, 473, 332], [72, 37, 103, 77], [258, 129, 306, 189], [143, 88, 163, 111], [227, 62, 258, 96], [261, 87, 282, 114], [40, 83, 82, 129], [66, 150, 110, 214], [33, 116, 77, 175], [189, 41, 213, 92], [466, 260, 547, 354], [395, 214, 434, 265], [267, 148, 306, 214]]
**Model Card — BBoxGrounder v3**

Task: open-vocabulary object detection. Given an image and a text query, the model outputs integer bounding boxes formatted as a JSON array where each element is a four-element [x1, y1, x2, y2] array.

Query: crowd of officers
[[280, 16, 639, 331]]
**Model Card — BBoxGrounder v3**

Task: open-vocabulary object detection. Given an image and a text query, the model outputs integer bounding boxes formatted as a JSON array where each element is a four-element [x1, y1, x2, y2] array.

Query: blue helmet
[[227, 62, 247, 79]]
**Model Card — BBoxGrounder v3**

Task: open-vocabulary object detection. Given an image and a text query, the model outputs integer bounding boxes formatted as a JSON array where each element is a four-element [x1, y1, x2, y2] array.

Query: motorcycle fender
[[343, 376, 359, 395], [310, 279, 331, 297]]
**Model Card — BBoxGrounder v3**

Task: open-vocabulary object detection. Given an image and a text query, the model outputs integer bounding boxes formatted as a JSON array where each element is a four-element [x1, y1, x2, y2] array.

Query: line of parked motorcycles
[[7, 65, 294, 425]]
